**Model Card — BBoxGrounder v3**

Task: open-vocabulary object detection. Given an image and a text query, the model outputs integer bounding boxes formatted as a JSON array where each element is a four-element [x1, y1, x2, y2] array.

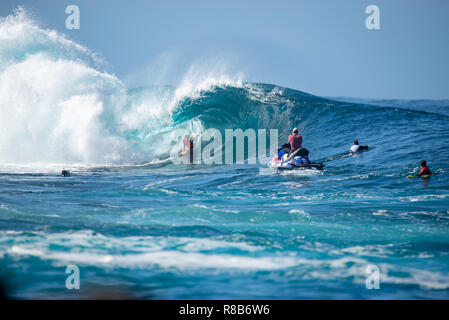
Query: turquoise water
[[1, 91, 449, 299], [1, 8, 449, 299]]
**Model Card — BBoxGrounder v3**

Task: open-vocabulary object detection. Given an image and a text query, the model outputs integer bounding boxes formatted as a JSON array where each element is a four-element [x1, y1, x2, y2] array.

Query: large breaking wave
[[0, 8, 240, 165], [1, 7, 449, 168]]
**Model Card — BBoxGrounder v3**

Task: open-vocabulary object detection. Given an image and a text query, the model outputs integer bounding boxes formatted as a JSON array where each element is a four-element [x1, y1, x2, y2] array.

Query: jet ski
[[270, 146, 324, 171], [269, 161, 324, 170], [269, 147, 324, 170], [269, 156, 324, 170]]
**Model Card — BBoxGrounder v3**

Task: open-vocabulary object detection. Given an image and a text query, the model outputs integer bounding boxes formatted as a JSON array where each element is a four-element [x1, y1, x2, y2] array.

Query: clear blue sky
[[1, 0, 449, 99]]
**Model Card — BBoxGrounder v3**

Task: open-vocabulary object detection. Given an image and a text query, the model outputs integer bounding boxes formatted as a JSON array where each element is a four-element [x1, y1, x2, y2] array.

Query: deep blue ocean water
[[1, 8, 449, 299]]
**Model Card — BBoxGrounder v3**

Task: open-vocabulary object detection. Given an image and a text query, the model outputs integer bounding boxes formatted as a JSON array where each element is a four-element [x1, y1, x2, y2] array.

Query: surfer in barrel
[[179, 134, 194, 164]]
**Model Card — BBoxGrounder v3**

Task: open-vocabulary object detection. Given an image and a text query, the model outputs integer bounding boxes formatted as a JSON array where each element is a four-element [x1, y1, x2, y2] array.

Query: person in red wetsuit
[[288, 128, 302, 151], [179, 135, 194, 163], [418, 160, 431, 177]]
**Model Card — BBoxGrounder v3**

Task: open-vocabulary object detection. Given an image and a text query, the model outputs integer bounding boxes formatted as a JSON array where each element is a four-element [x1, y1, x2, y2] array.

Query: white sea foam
[[402, 194, 449, 202], [0, 8, 244, 169], [0, 9, 129, 165], [382, 269, 449, 290], [372, 209, 389, 216], [193, 203, 239, 214], [1, 230, 294, 270], [3, 230, 449, 289], [278, 169, 323, 177], [170, 58, 243, 113], [288, 209, 312, 220]]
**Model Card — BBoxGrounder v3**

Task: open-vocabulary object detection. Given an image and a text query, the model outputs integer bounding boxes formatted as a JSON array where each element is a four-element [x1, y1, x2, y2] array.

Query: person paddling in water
[[417, 160, 431, 177], [350, 140, 369, 153]]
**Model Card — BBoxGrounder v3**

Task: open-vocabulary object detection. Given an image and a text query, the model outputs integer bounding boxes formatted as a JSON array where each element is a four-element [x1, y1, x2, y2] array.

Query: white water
[[0, 7, 243, 167]]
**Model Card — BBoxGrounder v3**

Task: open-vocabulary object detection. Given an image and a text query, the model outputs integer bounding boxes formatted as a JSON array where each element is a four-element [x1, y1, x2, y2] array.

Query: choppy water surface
[[1, 7, 449, 299]]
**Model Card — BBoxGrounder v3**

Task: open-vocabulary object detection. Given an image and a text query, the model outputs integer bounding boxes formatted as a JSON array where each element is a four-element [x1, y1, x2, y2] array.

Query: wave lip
[[1, 6, 449, 172]]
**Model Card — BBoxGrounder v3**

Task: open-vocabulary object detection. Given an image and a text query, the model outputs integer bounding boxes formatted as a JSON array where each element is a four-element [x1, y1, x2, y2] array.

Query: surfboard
[[407, 174, 431, 179]]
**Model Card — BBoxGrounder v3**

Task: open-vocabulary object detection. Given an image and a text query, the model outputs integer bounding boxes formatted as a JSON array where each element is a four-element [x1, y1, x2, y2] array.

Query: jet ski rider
[[276, 128, 310, 164], [288, 128, 302, 151]]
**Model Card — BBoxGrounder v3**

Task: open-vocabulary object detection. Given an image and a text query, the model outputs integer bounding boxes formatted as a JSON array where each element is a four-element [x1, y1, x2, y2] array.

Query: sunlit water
[[1, 7, 449, 299]]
